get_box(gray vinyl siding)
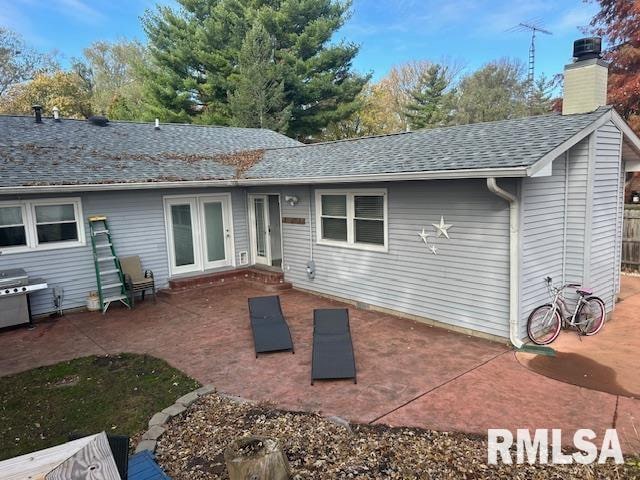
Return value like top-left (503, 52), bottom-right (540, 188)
top-left (519, 140), bottom-right (591, 337)
top-left (564, 137), bottom-right (591, 283)
top-left (0, 188), bottom-right (250, 315)
top-left (519, 124), bottom-right (624, 336)
top-left (590, 121), bottom-right (623, 310)
top-left (519, 154), bottom-right (567, 338)
top-left (250, 180), bottom-right (512, 338)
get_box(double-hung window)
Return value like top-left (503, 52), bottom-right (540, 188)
top-left (34, 203), bottom-right (80, 244)
top-left (0, 198), bottom-right (85, 253)
top-left (0, 204), bottom-right (28, 249)
top-left (316, 189), bottom-right (387, 251)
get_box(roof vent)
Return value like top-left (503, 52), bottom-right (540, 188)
top-left (154, 118), bottom-right (160, 130)
top-left (32, 105), bottom-right (42, 124)
top-left (573, 37), bottom-right (602, 61)
top-left (52, 106), bottom-right (61, 122)
top-left (88, 115), bottom-right (109, 127)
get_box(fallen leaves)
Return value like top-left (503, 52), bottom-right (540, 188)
top-left (155, 394), bottom-right (639, 480)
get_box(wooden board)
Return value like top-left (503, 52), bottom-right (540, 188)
top-left (0, 432), bottom-right (121, 480)
top-left (282, 217), bottom-right (306, 225)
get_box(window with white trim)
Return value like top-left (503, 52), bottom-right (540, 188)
top-left (316, 189), bottom-right (387, 251)
top-left (0, 204), bottom-right (27, 248)
top-left (0, 198), bottom-right (85, 253)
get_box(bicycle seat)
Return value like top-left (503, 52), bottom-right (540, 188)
top-left (576, 286), bottom-right (593, 296)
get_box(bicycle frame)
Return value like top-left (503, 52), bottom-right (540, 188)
top-left (544, 281), bottom-right (591, 328)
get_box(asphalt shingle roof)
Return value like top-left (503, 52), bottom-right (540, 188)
top-left (0, 108), bottom-right (611, 188)
top-left (246, 107), bottom-right (612, 179)
top-left (0, 116), bottom-right (301, 187)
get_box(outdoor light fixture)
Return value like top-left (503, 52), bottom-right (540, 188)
top-left (285, 195), bottom-right (299, 206)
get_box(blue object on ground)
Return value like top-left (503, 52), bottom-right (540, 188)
top-left (128, 451), bottom-right (171, 480)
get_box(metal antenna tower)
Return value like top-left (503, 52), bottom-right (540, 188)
top-left (508, 21), bottom-right (552, 95)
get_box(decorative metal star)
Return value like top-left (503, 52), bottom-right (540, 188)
top-left (429, 244), bottom-right (438, 255)
top-left (418, 227), bottom-right (431, 245)
top-left (432, 216), bottom-right (452, 239)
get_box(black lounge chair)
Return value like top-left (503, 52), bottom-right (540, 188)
top-left (248, 295), bottom-right (294, 357)
top-left (311, 308), bottom-right (357, 385)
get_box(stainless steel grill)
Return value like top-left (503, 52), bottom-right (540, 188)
top-left (0, 268), bottom-right (48, 329)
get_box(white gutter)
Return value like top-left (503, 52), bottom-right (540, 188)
top-left (0, 166), bottom-right (528, 195)
top-left (240, 166), bottom-right (528, 185)
top-left (0, 179), bottom-right (240, 195)
top-left (486, 177), bottom-right (523, 349)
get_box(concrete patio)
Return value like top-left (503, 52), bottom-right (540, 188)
top-left (0, 277), bottom-right (638, 454)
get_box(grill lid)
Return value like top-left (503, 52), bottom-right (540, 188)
top-left (0, 268), bottom-right (29, 288)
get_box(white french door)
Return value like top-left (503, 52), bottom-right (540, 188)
top-left (249, 195), bottom-right (270, 265)
top-left (164, 194), bottom-right (234, 276)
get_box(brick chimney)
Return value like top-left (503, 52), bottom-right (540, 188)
top-left (562, 37), bottom-right (609, 115)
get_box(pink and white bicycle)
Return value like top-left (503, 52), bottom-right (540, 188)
top-left (526, 276), bottom-right (606, 345)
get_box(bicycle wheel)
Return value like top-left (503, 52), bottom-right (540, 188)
top-left (527, 304), bottom-right (562, 345)
top-left (576, 296), bottom-right (606, 336)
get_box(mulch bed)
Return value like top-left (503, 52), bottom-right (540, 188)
top-left (156, 394), bottom-right (639, 479)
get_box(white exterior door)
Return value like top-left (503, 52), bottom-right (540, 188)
top-left (199, 195), bottom-right (233, 270)
top-left (249, 195), bottom-right (270, 265)
top-left (164, 194), bottom-right (234, 276)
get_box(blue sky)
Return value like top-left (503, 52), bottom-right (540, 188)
top-left (1, 0), bottom-right (599, 81)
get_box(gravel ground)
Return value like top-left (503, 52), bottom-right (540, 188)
top-left (156, 394), bottom-right (640, 479)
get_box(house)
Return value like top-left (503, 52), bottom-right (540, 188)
top-left (2, 39), bottom-right (640, 347)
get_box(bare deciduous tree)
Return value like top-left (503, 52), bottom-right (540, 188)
top-left (0, 28), bottom-right (57, 97)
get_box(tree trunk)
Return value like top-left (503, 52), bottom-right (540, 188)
top-left (224, 436), bottom-right (290, 480)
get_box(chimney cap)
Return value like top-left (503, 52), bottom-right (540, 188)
top-left (573, 37), bottom-right (602, 61)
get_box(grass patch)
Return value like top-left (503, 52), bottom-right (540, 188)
top-left (0, 353), bottom-right (200, 460)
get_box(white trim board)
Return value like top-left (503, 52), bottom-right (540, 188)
top-left (0, 196), bottom-right (85, 255)
top-left (314, 188), bottom-right (389, 253)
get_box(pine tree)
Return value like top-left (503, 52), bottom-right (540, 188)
top-left (404, 64), bottom-right (451, 130)
top-left (142, 0), bottom-right (368, 139)
top-left (229, 23), bottom-right (291, 131)
top-left (528, 74), bottom-right (556, 115)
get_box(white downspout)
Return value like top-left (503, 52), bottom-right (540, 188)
top-left (486, 178), bottom-right (523, 349)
